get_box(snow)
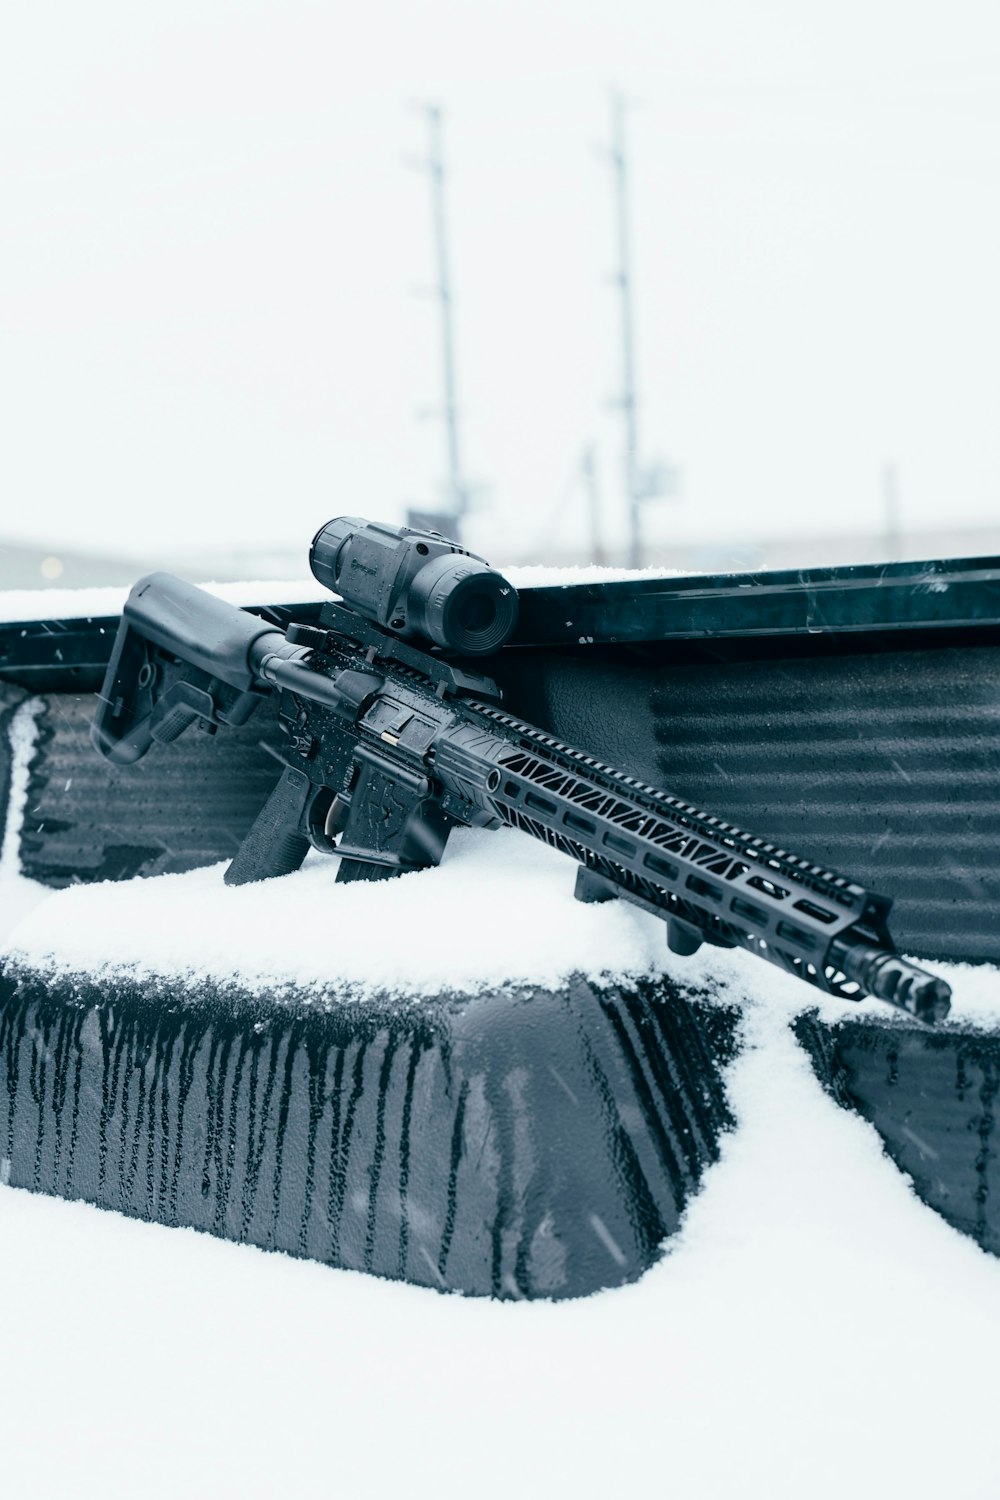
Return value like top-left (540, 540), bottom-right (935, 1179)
top-left (0, 834), bottom-right (679, 998)
top-left (1, 947), bottom-right (999, 1498)
top-left (0, 577), bottom-right (329, 625)
top-left (1, 817), bottom-right (992, 1029)
top-left (0, 700), bottom-right (50, 938)
top-left (506, 561), bottom-right (689, 587)
top-left (3, 694), bottom-right (1000, 1497)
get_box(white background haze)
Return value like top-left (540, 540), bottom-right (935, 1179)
top-left (2, 0), bottom-right (1000, 572)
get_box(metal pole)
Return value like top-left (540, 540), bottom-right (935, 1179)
top-left (582, 444), bottom-right (605, 564)
top-left (424, 105), bottom-right (466, 529)
top-left (882, 462), bottom-right (902, 559)
top-left (610, 94), bottom-right (641, 568)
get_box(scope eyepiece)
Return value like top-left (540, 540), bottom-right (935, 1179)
top-left (309, 517), bottom-right (519, 656)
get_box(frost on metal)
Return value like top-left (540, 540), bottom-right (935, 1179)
top-left (0, 963), bottom-right (738, 1299)
top-left (0, 696), bottom-right (45, 940)
top-left (0, 700), bottom-right (41, 874)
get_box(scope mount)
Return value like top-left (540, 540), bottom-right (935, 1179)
top-left (288, 604), bottom-right (502, 701)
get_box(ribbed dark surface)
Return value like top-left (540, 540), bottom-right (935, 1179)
top-left (20, 692), bottom-right (284, 885)
top-left (796, 1012), bottom-right (1000, 1255)
top-left (0, 963), bottom-right (739, 1298)
top-left (494, 642), bottom-right (1000, 964)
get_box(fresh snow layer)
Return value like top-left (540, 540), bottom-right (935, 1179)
top-left (0, 700), bottom-right (50, 939)
top-left (0, 576), bottom-right (329, 624)
top-left (0, 826), bottom-right (991, 1027)
top-left (2, 833), bottom-right (685, 998)
top-left (506, 561), bottom-right (688, 586)
top-left (1, 964), bottom-right (999, 1499)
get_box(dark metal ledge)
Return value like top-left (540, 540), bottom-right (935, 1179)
top-left (0, 963), bottom-right (739, 1299)
top-left (796, 1011), bottom-right (1000, 1256)
top-left (515, 554), bottom-right (1000, 647)
top-left (4, 555), bottom-right (1000, 692)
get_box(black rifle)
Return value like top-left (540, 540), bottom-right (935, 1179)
top-left (92, 517), bottom-right (951, 1023)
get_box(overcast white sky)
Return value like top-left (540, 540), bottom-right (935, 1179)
top-left (2, 0), bottom-right (1000, 568)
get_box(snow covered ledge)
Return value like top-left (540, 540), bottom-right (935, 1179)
top-left (0, 834), bottom-right (741, 1299)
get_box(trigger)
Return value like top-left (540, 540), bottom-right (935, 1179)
top-left (303, 787), bottom-right (348, 853)
top-left (324, 794), bottom-right (349, 841)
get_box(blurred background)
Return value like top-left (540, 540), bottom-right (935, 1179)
top-left (2, 0), bottom-right (1000, 590)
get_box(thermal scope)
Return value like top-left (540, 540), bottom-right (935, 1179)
top-left (309, 517), bottom-right (519, 656)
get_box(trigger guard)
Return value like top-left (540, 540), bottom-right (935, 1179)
top-left (305, 786), bottom-right (344, 853)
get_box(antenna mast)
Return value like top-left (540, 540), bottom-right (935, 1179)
top-left (604, 93), bottom-right (674, 566)
top-left (411, 104), bottom-right (468, 537)
top-left (609, 94), bottom-right (642, 567)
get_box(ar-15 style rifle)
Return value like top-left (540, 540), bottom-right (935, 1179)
top-left (92, 516), bottom-right (951, 1023)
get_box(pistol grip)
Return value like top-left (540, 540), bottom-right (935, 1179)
top-left (225, 766), bottom-right (313, 887)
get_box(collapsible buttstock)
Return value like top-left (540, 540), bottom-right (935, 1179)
top-left (123, 573), bottom-right (278, 690)
top-left (93, 574), bottom-right (277, 766)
